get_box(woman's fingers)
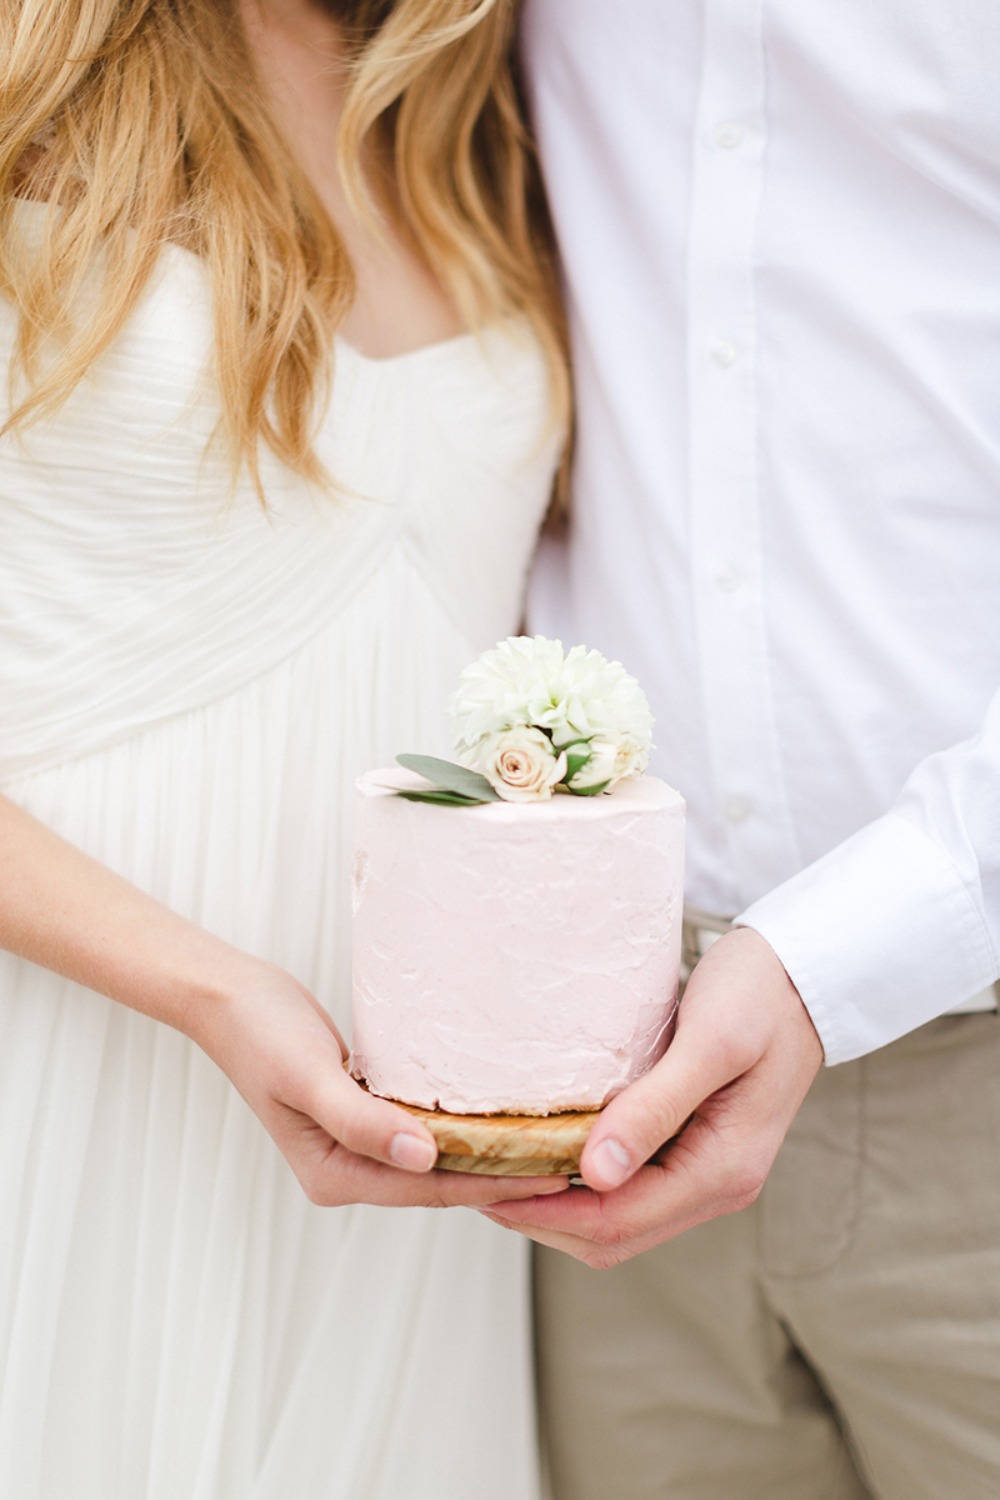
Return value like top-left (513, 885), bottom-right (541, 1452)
top-left (274, 1110), bottom-right (569, 1208)
top-left (213, 965), bottom-right (574, 1207)
top-left (203, 966), bottom-right (440, 1176)
top-left (265, 1020), bottom-right (572, 1205)
top-left (296, 1060), bottom-right (440, 1173)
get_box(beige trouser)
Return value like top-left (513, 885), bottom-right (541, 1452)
top-left (534, 1010), bottom-right (1000, 1500)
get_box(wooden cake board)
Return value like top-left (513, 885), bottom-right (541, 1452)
top-left (394, 1097), bottom-right (602, 1176)
top-left (349, 1067), bottom-right (601, 1175)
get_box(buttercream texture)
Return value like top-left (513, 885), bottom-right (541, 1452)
top-left (351, 770), bottom-right (685, 1113)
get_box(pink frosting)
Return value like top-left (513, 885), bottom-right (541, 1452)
top-left (350, 769), bottom-right (685, 1115)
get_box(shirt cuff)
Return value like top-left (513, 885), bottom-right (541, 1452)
top-left (735, 811), bottom-right (998, 1065)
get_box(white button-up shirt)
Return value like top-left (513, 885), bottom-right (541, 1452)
top-left (521, 0), bottom-right (1000, 1064)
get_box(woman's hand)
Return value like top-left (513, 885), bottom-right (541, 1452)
top-left (189, 958), bottom-right (569, 1209)
top-left (0, 794), bottom-right (568, 1210)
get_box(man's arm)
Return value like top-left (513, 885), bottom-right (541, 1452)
top-left (739, 684), bottom-right (1000, 1065)
top-left (483, 683), bottom-right (1000, 1264)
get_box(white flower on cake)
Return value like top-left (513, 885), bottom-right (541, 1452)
top-left (565, 732), bottom-right (649, 794)
top-left (358, 640), bottom-right (682, 1119)
top-left (479, 725), bottom-right (568, 802)
top-left (449, 635), bottom-right (653, 753)
top-left (387, 636), bottom-right (655, 805)
top-left (395, 638), bottom-right (652, 805)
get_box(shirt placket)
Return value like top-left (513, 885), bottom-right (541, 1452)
top-left (686, 0), bottom-right (800, 905)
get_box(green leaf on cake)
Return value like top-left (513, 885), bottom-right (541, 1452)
top-left (396, 789), bottom-right (487, 807)
top-left (396, 754), bottom-right (501, 804)
top-left (566, 779), bottom-right (611, 797)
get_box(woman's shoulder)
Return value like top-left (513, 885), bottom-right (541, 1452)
top-left (2, 199), bottom-right (217, 421)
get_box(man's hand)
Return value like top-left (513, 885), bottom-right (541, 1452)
top-left (480, 927), bottom-right (823, 1265)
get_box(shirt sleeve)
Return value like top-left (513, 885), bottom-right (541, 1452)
top-left (736, 686), bottom-right (1000, 1065)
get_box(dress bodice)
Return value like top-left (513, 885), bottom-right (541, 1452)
top-left (0, 217), bottom-right (559, 780)
top-left (0, 207), bottom-right (555, 1500)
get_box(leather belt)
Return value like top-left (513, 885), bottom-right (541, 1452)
top-left (681, 906), bottom-right (1000, 1015)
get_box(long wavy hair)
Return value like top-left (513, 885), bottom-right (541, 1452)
top-left (0, 0), bottom-right (568, 496)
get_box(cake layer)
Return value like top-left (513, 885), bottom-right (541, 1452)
top-left (350, 769), bottom-right (685, 1115)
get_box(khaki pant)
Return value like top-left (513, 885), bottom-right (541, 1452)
top-left (534, 1011), bottom-right (1000, 1500)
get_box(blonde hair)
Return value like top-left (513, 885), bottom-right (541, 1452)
top-left (0, 0), bottom-right (568, 496)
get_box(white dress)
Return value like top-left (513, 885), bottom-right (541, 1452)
top-left (0, 212), bottom-right (560, 1499)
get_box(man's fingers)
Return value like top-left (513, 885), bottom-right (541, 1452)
top-left (480, 1178), bottom-right (675, 1267)
top-left (480, 933), bottom-right (825, 1260)
top-left (478, 1211), bottom-right (595, 1262)
top-left (579, 1024), bottom-right (751, 1190)
top-left (482, 1162), bottom-right (687, 1251)
top-left (485, 1106), bottom-right (779, 1263)
top-left (424, 1170), bottom-right (570, 1209)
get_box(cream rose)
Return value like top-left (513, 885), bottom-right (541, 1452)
top-left (478, 726), bottom-right (567, 802)
top-left (566, 734), bottom-right (649, 794)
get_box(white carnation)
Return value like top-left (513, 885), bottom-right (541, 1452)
top-left (447, 636), bottom-right (564, 750)
top-left (448, 636), bottom-right (654, 766)
top-left (554, 643), bottom-right (655, 748)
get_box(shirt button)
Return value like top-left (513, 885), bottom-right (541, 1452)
top-left (712, 564), bottom-right (742, 592)
top-left (710, 340), bottom-right (738, 368)
top-left (713, 121), bottom-right (745, 149)
top-left (723, 795), bottom-right (752, 824)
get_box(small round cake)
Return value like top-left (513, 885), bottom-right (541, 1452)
top-left (350, 768), bottom-right (685, 1115)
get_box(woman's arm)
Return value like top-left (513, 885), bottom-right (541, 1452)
top-left (0, 795), bottom-right (565, 1208)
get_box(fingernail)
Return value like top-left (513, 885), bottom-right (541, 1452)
top-left (590, 1137), bottom-right (631, 1189)
top-left (390, 1132), bottom-right (437, 1172)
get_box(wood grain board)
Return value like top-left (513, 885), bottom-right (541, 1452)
top-left (393, 1096), bottom-right (602, 1176)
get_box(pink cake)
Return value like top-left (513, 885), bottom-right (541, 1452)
top-left (350, 767), bottom-right (685, 1116)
